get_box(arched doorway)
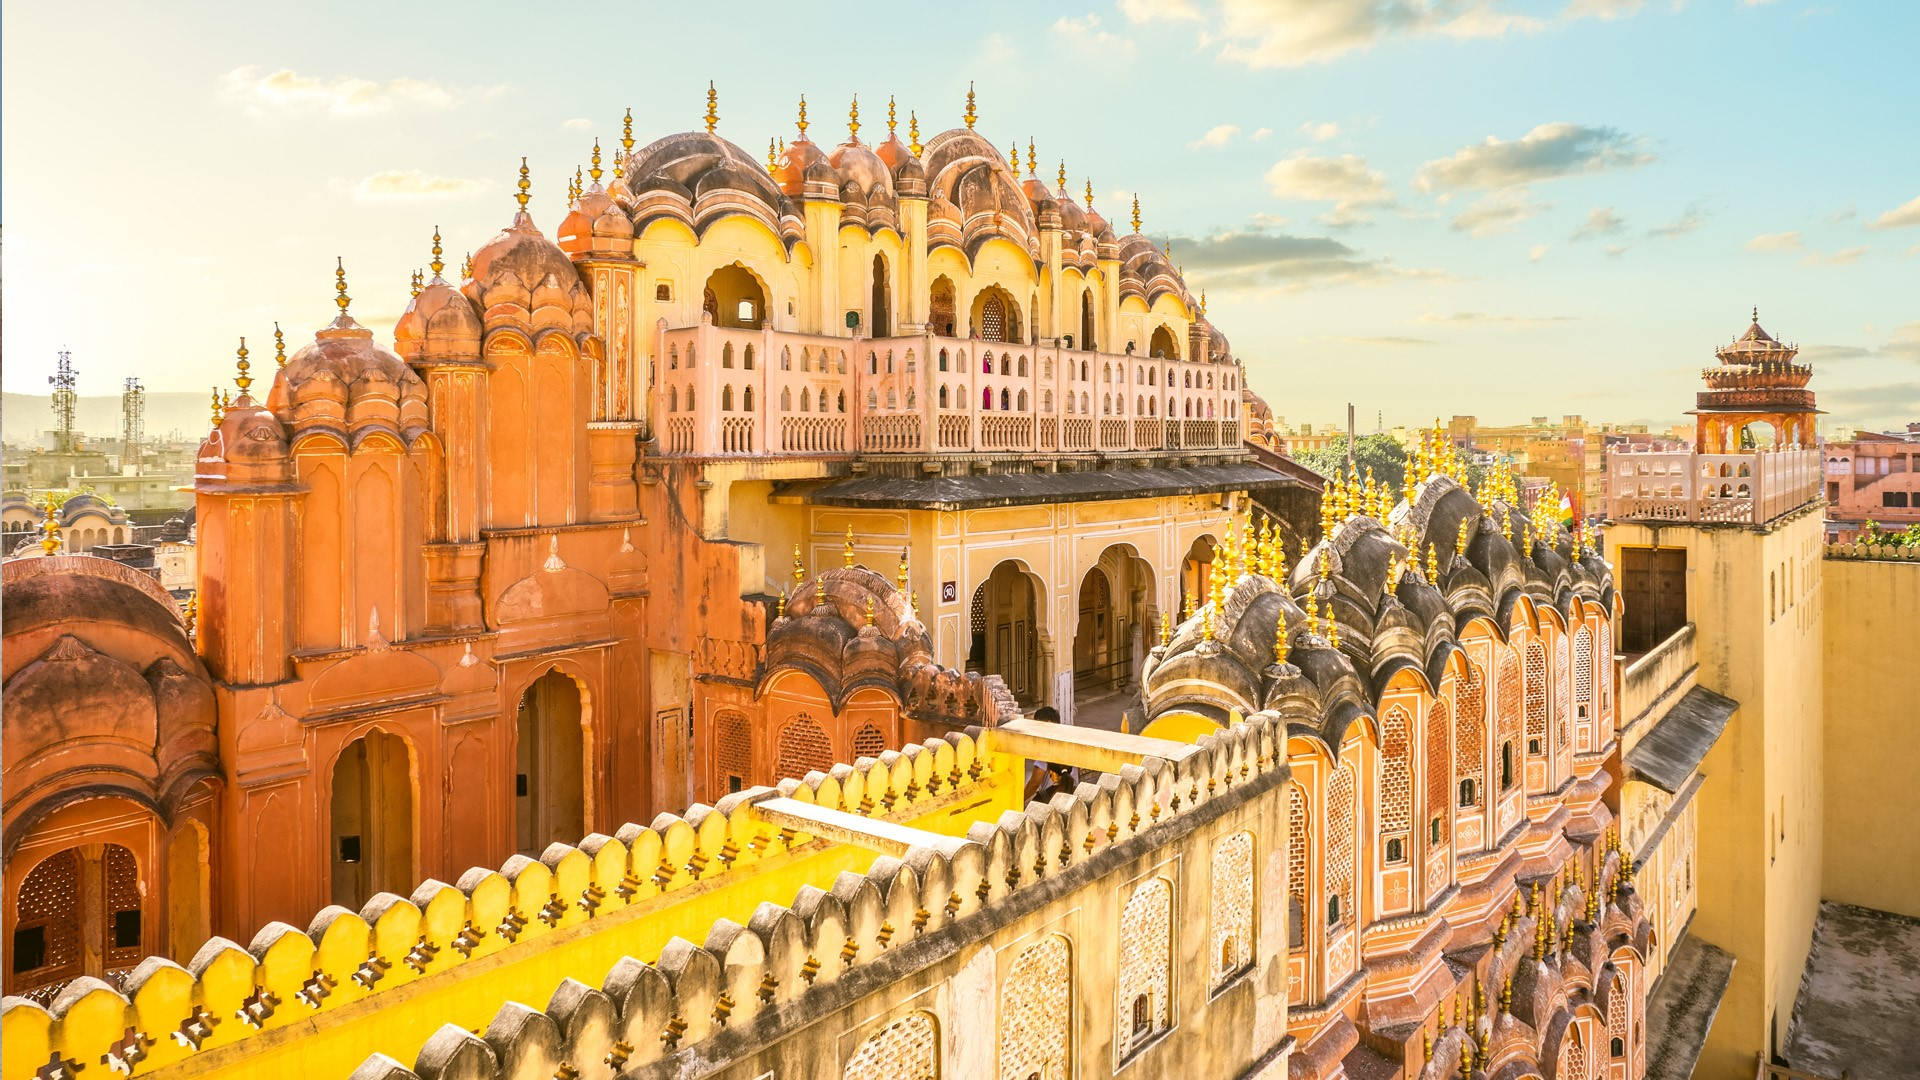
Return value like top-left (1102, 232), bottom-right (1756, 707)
top-left (330, 729), bottom-right (414, 907)
top-left (703, 264), bottom-right (766, 329)
top-left (7, 844), bottom-right (144, 1001)
top-left (969, 561), bottom-right (1041, 704)
top-left (1150, 325), bottom-right (1180, 360)
top-left (516, 670), bottom-right (586, 855)
top-left (1074, 567), bottom-right (1114, 689)
top-left (1178, 535), bottom-right (1217, 620)
top-left (971, 286), bottom-right (1022, 344)
top-left (1081, 289), bottom-right (1097, 352)
top-left (930, 275), bottom-right (957, 337)
top-left (870, 253), bottom-right (891, 337)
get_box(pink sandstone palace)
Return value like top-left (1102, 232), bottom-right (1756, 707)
top-left (7, 87), bottom-right (1906, 1080)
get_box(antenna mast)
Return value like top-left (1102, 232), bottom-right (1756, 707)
top-left (122, 377), bottom-right (146, 475)
top-left (49, 350), bottom-right (78, 453)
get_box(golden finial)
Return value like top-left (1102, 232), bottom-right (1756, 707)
top-left (182, 591), bottom-right (198, 638)
top-left (590, 138), bottom-right (603, 183)
top-left (847, 93), bottom-right (860, 142)
top-left (963, 81), bottom-right (976, 129)
top-left (1427, 542), bottom-right (1439, 582)
top-left (886, 95), bottom-right (897, 137)
top-left (1501, 975), bottom-right (1512, 1014)
top-left (462, 251), bottom-right (474, 280)
top-left (514, 157), bottom-right (531, 212)
top-left (410, 269), bottom-right (422, 298)
top-left (1423, 1028), bottom-right (1433, 1062)
top-left (430, 226), bottom-right (446, 280)
top-left (1026, 137), bottom-right (1037, 179)
top-left (221, 388), bottom-right (232, 417)
top-left (572, 166), bottom-right (583, 203)
top-left (333, 257), bottom-right (351, 314)
top-left (273, 322), bottom-right (286, 368)
top-left (38, 494), bottom-right (61, 555)
top-left (1200, 290), bottom-right (1208, 317)
top-left (776, 591), bottom-right (786, 619)
top-left (1456, 516), bottom-right (1471, 561)
top-left (1131, 193), bottom-right (1141, 234)
top-left (704, 81), bottom-right (718, 134)
top-left (796, 93), bottom-right (809, 138)
top-left (1304, 587), bottom-right (1319, 638)
top-left (1085, 179), bottom-right (1094, 207)
top-left (908, 111), bottom-right (922, 156)
top-left (621, 108), bottom-right (634, 155)
top-left (816, 570), bottom-right (826, 603)
top-left (1274, 604), bottom-right (1289, 666)
top-left (897, 546), bottom-right (909, 594)
top-left (209, 385), bottom-right (223, 427)
top-left (234, 337), bottom-right (252, 395)
top-left (865, 594), bottom-right (876, 627)
top-left (1159, 610), bottom-right (1171, 647)
top-left (792, 543), bottom-right (806, 586)
top-left (1008, 139), bottom-right (1018, 169)
top-left (1057, 160), bottom-right (1067, 192)
top-left (767, 138), bottom-right (779, 173)
top-left (843, 526), bottom-right (855, 568)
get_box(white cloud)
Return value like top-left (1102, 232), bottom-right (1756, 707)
top-left (1571, 206), bottom-right (1626, 240)
top-left (1449, 190), bottom-right (1549, 236)
top-left (1118, 0), bottom-right (1202, 21)
top-left (1415, 122), bottom-right (1654, 192)
top-left (562, 117), bottom-right (592, 131)
top-left (1530, 243), bottom-right (1550, 261)
top-left (1563, 0), bottom-right (1645, 18)
top-left (1053, 13), bottom-right (1136, 57)
top-left (1745, 231), bottom-right (1804, 252)
top-left (1299, 120), bottom-right (1341, 141)
top-left (1252, 127), bottom-right (1273, 140)
top-left (1168, 222), bottom-right (1451, 292)
top-left (1868, 194), bottom-right (1920, 230)
top-left (350, 170), bottom-right (489, 201)
top-left (1210, 0), bottom-right (1544, 68)
top-left (1801, 246), bottom-right (1868, 267)
top-left (1649, 201), bottom-right (1709, 238)
top-left (1190, 124), bottom-right (1241, 149)
top-left (1250, 211), bottom-right (1291, 228)
top-left (220, 65), bottom-right (495, 117)
top-left (1264, 151), bottom-right (1394, 226)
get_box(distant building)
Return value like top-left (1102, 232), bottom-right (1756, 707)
top-left (1822, 424), bottom-right (1920, 541)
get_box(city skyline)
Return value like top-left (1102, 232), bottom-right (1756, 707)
top-left (3, 0), bottom-right (1915, 434)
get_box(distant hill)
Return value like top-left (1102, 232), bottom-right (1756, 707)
top-left (3, 392), bottom-right (214, 446)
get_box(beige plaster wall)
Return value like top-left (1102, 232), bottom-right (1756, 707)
top-left (1820, 557), bottom-right (1920, 918)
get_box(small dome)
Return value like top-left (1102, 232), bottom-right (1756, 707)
top-left (830, 140), bottom-right (895, 205)
top-left (469, 212), bottom-right (580, 300)
top-left (775, 138), bottom-right (828, 196)
top-left (395, 276), bottom-right (482, 362)
top-left (875, 133), bottom-right (916, 174)
top-left (624, 130), bottom-right (786, 207)
top-left (465, 210), bottom-right (594, 334)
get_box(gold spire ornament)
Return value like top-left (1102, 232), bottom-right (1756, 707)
top-left (908, 111), bottom-right (923, 156)
top-left (704, 81), bottom-right (718, 133)
top-left (209, 385), bottom-right (223, 427)
top-left (844, 526), bottom-right (855, 568)
top-left (865, 594), bottom-right (876, 627)
top-left (234, 337), bottom-right (252, 396)
top-left (792, 543), bottom-right (806, 587)
top-left (896, 547), bottom-right (909, 594)
top-left (39, 494), bottom-right (61, 555)
top-left (430, 227), bottom-right (446, 280)
top-left (221, 388), bottom-right (232, 417)
top-left (273, 322), bottom-right (287, 368)
top-left (1057, 160), bottom-right (1068, 193)
top-left (776, 591), bottom-right (786, 619)
top-left (1008, 139), bottom-right (1018, 170)
top-left (963, 81), bottom-right (976, 129)
top-left (463, 251), bottom-right (474, 279)
top-left (514, 157), bottom-right (531, 212)
top-left (767, 139), bottom-right (779, 173)
top-left (886, 95), bottom-right (897, 138)
top-left (622, 108), bottom-right (635, 155)
top-left (1456, 516), bottom-right (1471, 561)
top-left (1085, 179), bottom-right (1094, 207)
top-left (410, 269), bottom-right (422, 298)
top-left (796, 94), bottom-right (810, 139)
top-left (1026, 137), bottom-right (1037, 179)
top-left (847, 94), bottom-right (860, 142)
top-left (334, 257), bottom-right (351, 315)
top-left (1159, 610), bottom-right (1172, 647)
top-left (590, 138), bottom-right (603, 183)
top-left (1273, 606), bottom-right (1289, 666)
top-left (1131, 193), bottom-right (1141, 234)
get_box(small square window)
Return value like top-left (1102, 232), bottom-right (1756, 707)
top-left (113, 909), bottom-right (142, 949)
top-left (337, 835), bottom-right (362, 863)
top-left (655, 283), bottom-right (673, 301)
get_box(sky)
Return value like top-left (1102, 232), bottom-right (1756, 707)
top-left (3, 0), bottom-right (1916, 436)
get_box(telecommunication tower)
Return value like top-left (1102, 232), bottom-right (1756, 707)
top-left (122, 377), bottom-right (146, 474)
top-left (49, 350), bottom-right (78, 453)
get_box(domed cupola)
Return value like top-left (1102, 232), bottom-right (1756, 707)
top-left (281, 261), bottom-right (430, 443)
top-left (465, 161), bottom-right (594, 336)
top-left (874, 98), bottom-right (927, 198)
top-left (395, 228), bottom-right (482, 364)
top-left (198, 339), bottom-right (291, 490)
top-left (828, 96), bottom-right (897, 210)
top-left (557, 140), bottom-right (636, 258)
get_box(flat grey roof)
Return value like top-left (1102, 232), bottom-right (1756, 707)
top-left (806, 461), bottom-right (1306, 510)
top-left (1625, 685), bottom-right (1738, 793)
top-left (1645, 930), bottom-right (1736, 1080)
top-left (1783, 902), bottom-right (1920, 1080)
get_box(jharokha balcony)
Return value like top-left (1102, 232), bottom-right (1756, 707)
top-left (1606, 446), bottom-right (1823, 525)
top-left (651, 321), bottom-right (1245, 458)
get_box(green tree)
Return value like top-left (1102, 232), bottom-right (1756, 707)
top-left (1293, 434), bottom-right (1408, 490)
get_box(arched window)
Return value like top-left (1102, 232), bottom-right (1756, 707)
top-left (844, 1012), bottom-right (939, 1080)
top-left (851, 723), bottom-right (887, 759)
top-left (1081, 392), bottom-right (1090, 414)
top-left (780, 346), bottom-right (790, 371)
top-left (1381, 705), bottom-right (1412, 859)
top-left (721, 385), bottom-right (734, 411)
top-left (867, 389), bottom-right (879, 411)
top-left (781, 387), bottom-right (792, 411)
top-left (1500, 741), bottom-right (1514, 789)
top-left (998, 354), bottom-right (1009, 376)
top-left (1457, 660), bottom-right (1486, 808)
top-left (1080, 360), bottom-right (1088, 381)
top-left (743, 386), bottom-right (754, 413)
top-left (999, 388), bottom-right (1010, 411)
top-left (906, 388), bottom-right (916, 409)
top-left (799, 389), bottom-right (811, 413)
top-left (938, 348), bottom-right (949, 372)
top-left (981, 293), bottom-right (1009, 342)
top-left (743, 345), bottom-right (755, 370)
top-left (1326, 762), bottom-right (1356, 928)
top-left (1017, 389), bottom-right (1028, 411)
top-left (1117, 877), bottom-right (1173, 1057)
top-left (939, 385), bottom-right (949, 408)
top-left (668, 386), bottom-right (679, 412)
top-left (982, 351), bottom-right (993, 374)
top-left (837, 390), bottom-right (846, 412)
top-left (715, 710), bottom-right (752, 793)
top-left (1018, 356), bottom-right (1028, 377)
top-left (687, 386), bottom-right (696, 410)
top-left (983, 387), bottom-right (993, 410)
top-left (669, 345), bottom-right (679, 370)
top-left (722, 343), bottom-right (734, 368)
top-left (775, 714), bottom-right (834, 780)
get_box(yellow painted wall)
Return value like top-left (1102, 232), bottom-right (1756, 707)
top-left (1608, 511), bottom-right (1825, 1077)
top-left (1819, 557), bottom-right (1920, 918)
